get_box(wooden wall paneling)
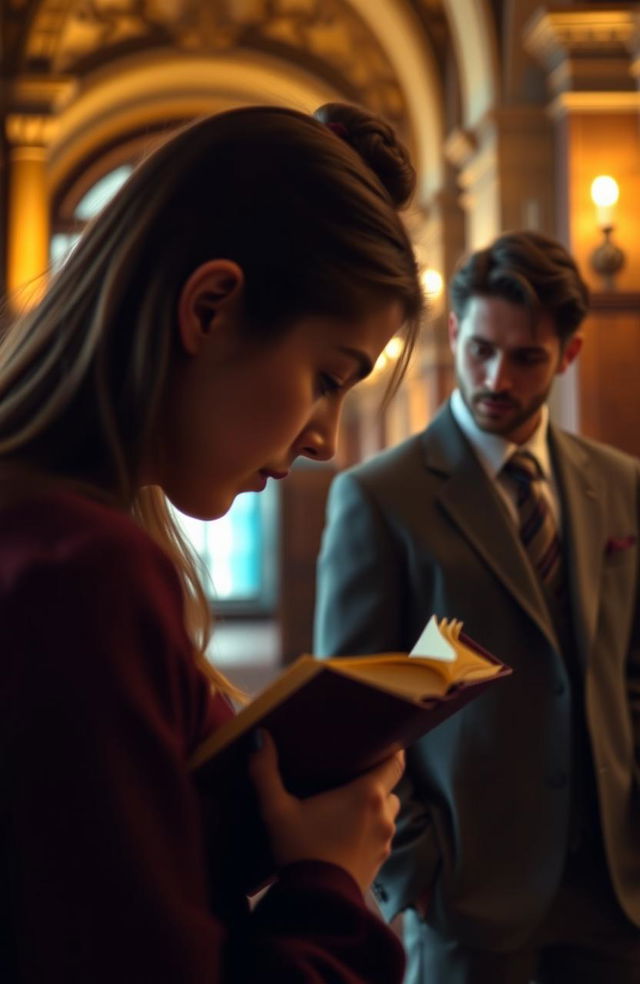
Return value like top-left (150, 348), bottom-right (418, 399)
top-left (578, 292), bottom-right (640, 458)
top-left (277, 465), bottom-right (335, 663)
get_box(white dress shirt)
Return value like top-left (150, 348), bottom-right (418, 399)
top-left (449, 388), bottom-right (562, 532)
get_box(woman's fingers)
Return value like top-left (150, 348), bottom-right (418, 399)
top-left (247, 730), bottom-right (290, 823)
top-left (249, 731), bottom-right (371, 878)
top-left (383, 748), bottom-right (405, 790)
top-left (251, 737), bottom-right (404, 817)
top-left (357, 748), bottom-right (405, 795)
top-left (248, 735), bottom-right (405, 892)
top-left (388, 792), bottom-right (401, 821)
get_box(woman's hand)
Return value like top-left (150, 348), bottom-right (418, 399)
top-left (248, 730), bottom-right (404, 894)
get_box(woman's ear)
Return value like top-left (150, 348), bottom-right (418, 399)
top-left (177, 259), bottom-right (245, 356)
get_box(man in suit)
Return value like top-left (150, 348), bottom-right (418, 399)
top-left (313, 231), bottom-right (640, 983)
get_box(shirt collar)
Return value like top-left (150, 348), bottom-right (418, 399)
top-left (450, 388), bottom-right (552, 480)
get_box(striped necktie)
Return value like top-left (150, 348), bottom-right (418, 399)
top-left (503, 451), bottom-right (562, 593)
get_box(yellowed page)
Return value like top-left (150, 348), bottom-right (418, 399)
top-left (325, 618), bottom-right (501, 699)
top-left (330, 657), bottom-right (450, 700)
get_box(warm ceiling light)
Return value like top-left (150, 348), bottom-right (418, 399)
top-left (420, 267), bottom-right (444, 299)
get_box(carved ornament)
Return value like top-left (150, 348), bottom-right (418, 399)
top-left (23, 0), bottom-right (406, 127)
top-left (524, 8), bottom-right (637, 71)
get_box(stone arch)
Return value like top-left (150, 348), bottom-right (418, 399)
top-left (48, 49), bottom-right (345, 198)
top-left (5, 0), bottom-right (446, 301)
top-left (440, 0), bottom-right (498, 128)
top-left (338, 0), bottom-right (444, 196)
top-left (18, 0), bottom-right (444, 197)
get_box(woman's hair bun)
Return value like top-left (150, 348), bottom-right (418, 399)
top-left (314, 102), bottom-right (416, 209)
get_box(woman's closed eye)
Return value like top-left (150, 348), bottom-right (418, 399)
top-left (316, 372), bottom-right (346, 398)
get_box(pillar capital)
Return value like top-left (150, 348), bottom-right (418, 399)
top-left (10, 75), bottom-right (77, 111)
top-left (5, 114), bottom-right (57, 150)
top-left (5, 75), bottom-right (77, 149)
top-left (444, 126), bottom-right (478, 171)
top-left (524, 6), bottom-right (636, 97)
top-left (628, 10), bottom-right (640, 85)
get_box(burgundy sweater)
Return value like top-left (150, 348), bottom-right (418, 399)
top-left (0, 489), bottom-right (404, 983)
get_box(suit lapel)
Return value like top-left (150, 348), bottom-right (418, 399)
top-left (550, 427), bottom-right (604, 657)
top-left (423, 406), bottom-right (559, 649)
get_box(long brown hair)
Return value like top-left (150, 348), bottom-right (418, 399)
top-left (0, 103), bottom-right (424, 694)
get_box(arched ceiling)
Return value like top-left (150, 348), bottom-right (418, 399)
top-left (11, 0), bottom-right (409, 128)
top-left (2, 0), bottom-right (498, 205)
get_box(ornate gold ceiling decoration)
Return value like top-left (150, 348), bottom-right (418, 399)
top-left (24, 0), bottom-right (407, 125)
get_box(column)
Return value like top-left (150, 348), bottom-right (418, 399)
top-left (445, 105), bottom-right (555, 250)
top-left (524, 5), bottom-right (640, 449)
top-left (3, 76), bottom-right (76, 312)
top-left (5, 115), bottom-right (52, 310)
top-left (524, 6), bottom-right (639, 289)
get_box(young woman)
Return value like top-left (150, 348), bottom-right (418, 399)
top-left (0, 102), bottom-right (424, 982)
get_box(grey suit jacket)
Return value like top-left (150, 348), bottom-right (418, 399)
top-left (314, 402), bottom-right (640, 950)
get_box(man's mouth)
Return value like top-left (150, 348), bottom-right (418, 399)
top-left (474, 394), bottom-right (517, 414)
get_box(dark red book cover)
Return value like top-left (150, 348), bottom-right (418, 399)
top-left (192, 633), bottom-right (511, 894)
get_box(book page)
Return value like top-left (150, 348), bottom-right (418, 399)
top-left (410, 615), bottom-right (456, 660)
top-left (436, 618), bottom-right (501, 682)
top-left (331, 657), bottom-right (450, 700)
top-left (328, 616), bottom-right (501, 699)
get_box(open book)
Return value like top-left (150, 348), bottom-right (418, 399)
top-left (191, 617), bottom-right (511, 891)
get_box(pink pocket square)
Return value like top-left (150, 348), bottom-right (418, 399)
top-left (605, 535), bottom-right (637, 555)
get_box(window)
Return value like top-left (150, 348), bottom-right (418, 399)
top-left (174, 488), bottom-right (277, 614)
top-left (51, 164), bottom-right (134, 270)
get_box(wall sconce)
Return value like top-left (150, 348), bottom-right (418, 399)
top-left (420, 267), bottom-right (444, 300)
top-left (590, 175), bottom-right (625, 290)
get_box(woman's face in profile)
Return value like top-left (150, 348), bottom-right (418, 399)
top-left (156, 299), bottom-right (405, 521)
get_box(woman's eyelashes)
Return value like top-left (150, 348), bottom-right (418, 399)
top-left (316, 372), bottom-right (345, 398)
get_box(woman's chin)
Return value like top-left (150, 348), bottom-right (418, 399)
top-left (165, 490), bottom-right (234, 523)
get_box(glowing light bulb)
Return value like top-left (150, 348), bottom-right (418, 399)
top-left (420, 267), bottom-right (444, 299)
top-left (590, 175), bottom-right (619, 227)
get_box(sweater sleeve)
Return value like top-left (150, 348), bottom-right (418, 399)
top-left (241, 861), bottom-right (405, 983)
top-left (1, 503), bottom-right (404, 984)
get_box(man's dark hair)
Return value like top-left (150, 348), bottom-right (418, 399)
top-left (449, 230), bottom-right (590, 342)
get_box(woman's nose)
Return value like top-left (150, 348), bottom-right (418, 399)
top-left (295, 405), bottom-right (339, 462)
top-left (297, 427), bottom-right (335, 462)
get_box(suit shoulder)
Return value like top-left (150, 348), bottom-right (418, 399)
top-left (557, 428), bottom-right (640, 475)
top-left (338, 431), bottom-right (427, 490)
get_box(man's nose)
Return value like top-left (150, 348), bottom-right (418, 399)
top-left (484, 355), bottom-right (510, 392)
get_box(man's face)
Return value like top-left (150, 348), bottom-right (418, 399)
top-left (449, 295), bottom-right (582, 445)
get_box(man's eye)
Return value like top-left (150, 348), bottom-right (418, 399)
top-left (516, 352), bottom-right (546, 366)
top-left (469, 341), bottom-right (492, 359)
